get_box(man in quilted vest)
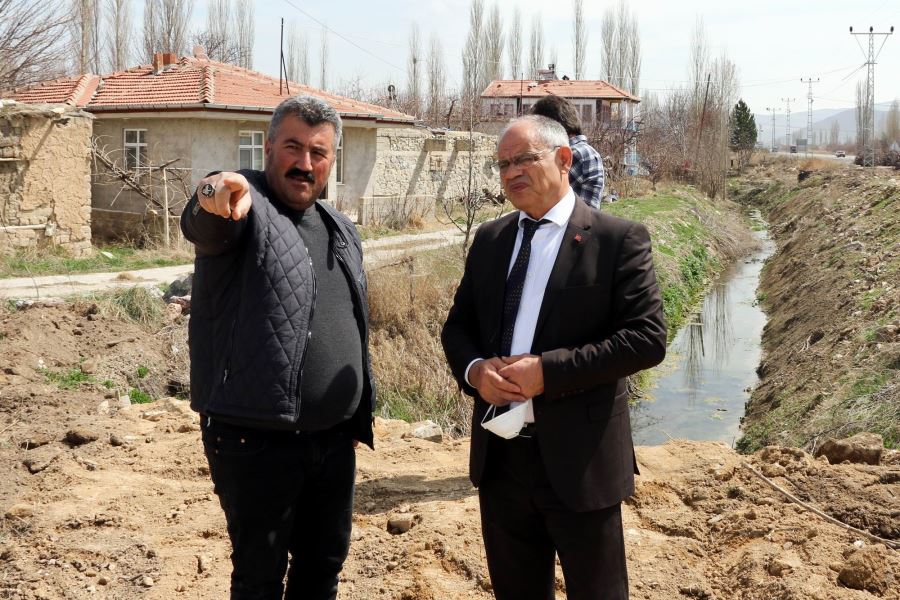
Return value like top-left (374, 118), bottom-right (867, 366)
top-left (180, 95), bottom-right (375, 600)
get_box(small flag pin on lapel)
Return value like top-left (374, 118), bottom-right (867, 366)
top-left (574, 233), bottom-right (583, 243)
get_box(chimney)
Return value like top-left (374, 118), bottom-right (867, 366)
top-left (162, 52), bottom-right (178, 65)
top-left (193, 45), bottom-right (209, 60)
top-left (152, 53), bottom-right (164, 73)
top-left (537, 64), bottom-right (558, 82)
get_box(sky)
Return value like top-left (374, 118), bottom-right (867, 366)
top-left (174, 0), bottom-right (900, 114)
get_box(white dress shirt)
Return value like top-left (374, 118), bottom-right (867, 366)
top-left (465, 188), bottom-right (576, 423)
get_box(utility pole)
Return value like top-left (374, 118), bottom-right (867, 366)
top-left (801, 77), bottom-right (819, 156)
top-left (765, 106), bottom-right (778, 151)
top-left (850, 25), bottom-right (894, 166)
top-left (781, 97), bottom-right (796, 153)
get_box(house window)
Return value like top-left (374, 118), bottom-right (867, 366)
top-left (335, 133), bottom-right (343, 184)
top-left (581, 104), bottom-right (593, 124)
top-left (239, 131), bottom-right (264, 170)
top-left (123, 129), bottom-right (147, 170)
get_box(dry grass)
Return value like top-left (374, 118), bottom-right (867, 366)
top-left (74, 286), bottom-right (166, 330)
top-left (367, 248), bottom-right (472, 436)
top-left (798, 157), bottom-right (840, 172)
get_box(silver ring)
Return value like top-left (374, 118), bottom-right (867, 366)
top-left (200, 183), bottom-right (215, 198)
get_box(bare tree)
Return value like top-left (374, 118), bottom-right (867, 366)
top-left (688, 16), bottom-right (709, 107)
top-left (0, 0), bottom-right (70, 89)
top-left (234, 0), bottom-right (253, 68)
top-left (573, 0), bottom-right (586, 79)
top-left (601, 1), bottom-right (640, 92)
top-left (426, 33), bottom-right (445, 126)
top-left (460, 0), bottom-right (484, 125)
top-left (623, 13), bottom-right (641, 95)
top-left (528, 14), bottom-right (544, 78)
top-left (142, 0), bottom-right (161, 62)
top-left (600, 8), bottom-right (616, 83)
top-left (855, 79), bottom-right (871, 156)
top-left (70, 0), bottom-right (102, 73)
top-left (884, 98), bottom-right (900, 146)
top-left (829, 120), bottom-right (840, 147)
top-left (106, 0), bottom-right (132, 71)
top-left (142, 0), bottom-right (193, 61)
top-left (319, 26), bottom-right (328, 91)
top-left (507, 6), bottom-right (522, 79)
top-left (406, 23), bottom-right (422, 117)
top-left (484, 4), bottom-right (503, 84)
top-left (285, 20), bottom-right (309, 84)
top-left (194, 0), bottom-right (240, 63)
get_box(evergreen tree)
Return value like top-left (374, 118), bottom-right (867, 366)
top-left (730, 99), bottom-right (757, 168)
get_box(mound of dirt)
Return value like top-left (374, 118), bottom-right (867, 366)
top-left (1, 304), bottom-right (898, 599)
top-left (733, 165), bottom-right (899, 453)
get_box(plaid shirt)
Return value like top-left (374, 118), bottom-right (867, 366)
top-left (568, 135), bottom-right (605, 209)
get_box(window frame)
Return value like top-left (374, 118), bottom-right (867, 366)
top-left (238, 130), bottom-right (265, 170)
top-left (123, 128), bottom-right (147, 171)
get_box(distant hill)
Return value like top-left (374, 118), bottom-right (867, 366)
top-left (754, 105), bottom-right (891, 146)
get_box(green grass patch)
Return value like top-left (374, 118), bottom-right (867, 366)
top-left (129, 388), bottom-right (153, 404)
top-left (136, 365), bottom-right (149, 379)
top-left (859, 287), bottom-right (885, 311)
top-left (42, 367), bottom-right (93, 390)
top-left (847, 371), bottom-right (891, 400)
top-left (0, 244), bottom-right (193, 279)
top-left (736, 392), bottom-right (819, 453)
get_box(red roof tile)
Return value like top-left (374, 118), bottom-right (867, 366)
top-left (481, 79), bottom-right (639, 102)
top-left (2, 57), bottom-right (415, 123)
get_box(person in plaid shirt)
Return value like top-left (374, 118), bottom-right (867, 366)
top-left (531, 96), bottom-right (605, 209)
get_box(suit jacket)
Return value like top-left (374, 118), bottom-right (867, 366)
top-left (441, 198), bottom-right (667, 512)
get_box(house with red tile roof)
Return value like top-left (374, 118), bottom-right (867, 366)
top-left (479, 65), bottom-right (642, 174)
top-left (480, 65), bottom-right (640, 131)
top-left (1, 49), bottom-right (421, 234)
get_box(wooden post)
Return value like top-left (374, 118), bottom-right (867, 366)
top-left (162, 167), bottom-right (170, 248)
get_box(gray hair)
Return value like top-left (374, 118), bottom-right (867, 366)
top-left (268, 95), bottom-right (343, 149)
top-left (498, 115), bottom-right (569, 151)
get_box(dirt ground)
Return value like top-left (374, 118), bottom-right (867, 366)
top-left (0, 303), bottom-right (898, 600)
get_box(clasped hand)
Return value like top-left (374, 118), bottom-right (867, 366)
top-left (470, 354), bottom-right (543, 406)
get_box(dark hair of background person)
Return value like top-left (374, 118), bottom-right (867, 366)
top-left (530, 96), bottom-right (583, 137)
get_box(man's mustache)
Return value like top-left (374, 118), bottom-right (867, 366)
top-left (285, 169), bottom-right (315, 182)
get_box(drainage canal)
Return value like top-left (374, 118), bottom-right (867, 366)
top-left (631, 212), bottom-right (776, 446)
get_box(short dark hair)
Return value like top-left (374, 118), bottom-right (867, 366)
top-left (530, 96), bottom-right (582, 137)
top-left (268, 95), bottom-right (342, 149)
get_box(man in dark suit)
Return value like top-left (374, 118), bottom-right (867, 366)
top-left (441, 115), bottom-right (667, 600)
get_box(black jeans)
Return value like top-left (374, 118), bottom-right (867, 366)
top-left (202, 418), bottom-right (356, 600)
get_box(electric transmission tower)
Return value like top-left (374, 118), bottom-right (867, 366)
top-left (850, 25), bottom-right (894, 166)
top-left (801, 77), bottom-right (819, 156)
top-left (765, 107), bottom-right (778, 151)
top-left (781, 97), bottom-right (796, 152)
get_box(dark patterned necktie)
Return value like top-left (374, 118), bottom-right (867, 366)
top-left (499, 218), bottom-right (550, 356)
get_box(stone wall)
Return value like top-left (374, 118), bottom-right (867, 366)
top-left (0, 102), bottom-right (93, 256)
top-left (365, 128), bottom-right (499, 224)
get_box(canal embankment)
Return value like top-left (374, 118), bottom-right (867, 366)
top-left (731, 162), bottom-right (900, 453)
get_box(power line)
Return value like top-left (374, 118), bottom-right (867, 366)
top-left (781, 97), bottom-right (796, 150)
top-left (281, 0), bottom-right (408, 75)
top-left (801, 77), bottom-right (819, 156)
top-left (849, 24), bottom-right (894, 166)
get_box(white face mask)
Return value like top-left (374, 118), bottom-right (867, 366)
top-left (481, 401), bottom-right (529, 439)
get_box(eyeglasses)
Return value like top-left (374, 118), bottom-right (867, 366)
top-left (491, 146), bottom-right (560, 174)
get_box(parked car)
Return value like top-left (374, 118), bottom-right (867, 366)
top-left (789, 145), bottom-right (798, 153)
top-left (835, 150), bottom-right (846, 158)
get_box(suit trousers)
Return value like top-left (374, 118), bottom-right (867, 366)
top-left (201, 418), bottom-right (356, 600)
top-left (478, 434), bottom-right (629, 600)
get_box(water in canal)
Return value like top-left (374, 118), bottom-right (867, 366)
top-left (631, 214), bottom-right (776, 446)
